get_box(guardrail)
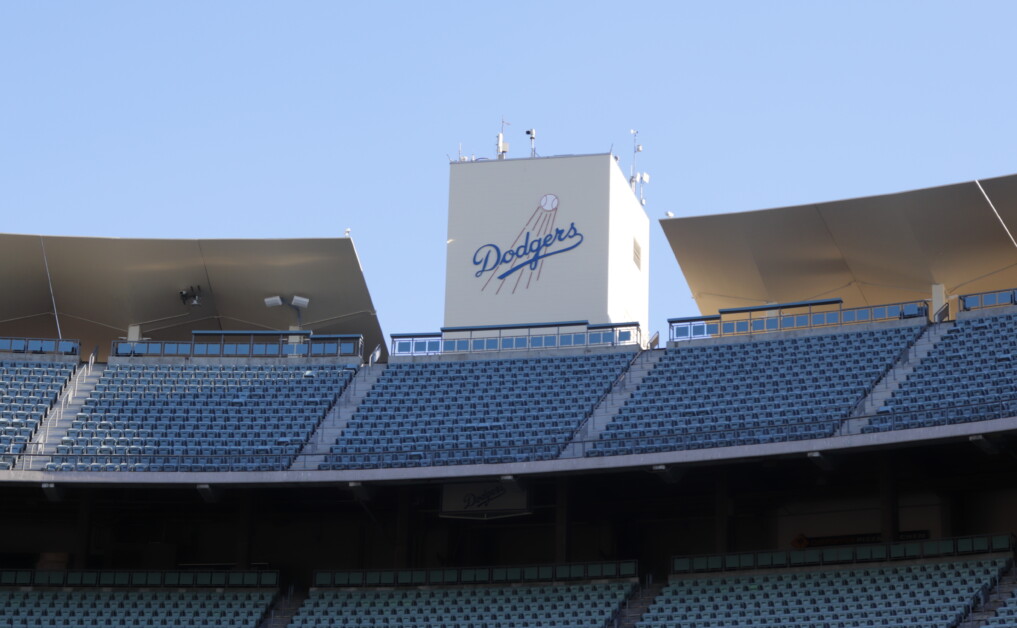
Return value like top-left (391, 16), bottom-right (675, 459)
top-left (671, 534), bottom-right (1014, 574)
top-left (0, 569), bottom-right (278, 588)
top-left (392, 322), bottom-right (641, 357)
top-left (312, 560), bottom-right (638, 588)
top-left (670, 301), bottom-right (929, 343)
top-left (0, 337), bottom-right (79, 356)
top-left (961, 289), bottom-right (1017, 311)
top-left (111, 334), bottom-right (364, 360)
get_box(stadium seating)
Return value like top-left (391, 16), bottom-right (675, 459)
top-left (290, 581), bottom-right (634, 628)
top-left (319, 351), bottom-right (634, 469)
top-left (589, 324), bottom-right (922, 456)
top-left (0, 589), bottom-right (274, 627)
top-left (0, 360), bottom-right (76, 470)
top-left (48, 362), bottom-right (356, 472)
top-left (638, 557), bottom-right (1009, 628)
top-left (865, 309), bottom-right (1017, 433)
top-left (984, 587), bottom-right (1017, 626)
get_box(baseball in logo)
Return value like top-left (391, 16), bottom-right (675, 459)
top-left (471, 194), bottom-right (584, 294)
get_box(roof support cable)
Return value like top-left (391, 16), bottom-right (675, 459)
top-left (39, 236), bottom-right (62, 339)
top-left (976, 179), bottom-right (1017, 251)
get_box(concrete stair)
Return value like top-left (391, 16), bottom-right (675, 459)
top-left (617, 581), bottom-right (665, 628)
top-left (291, 364), bottom-right (387, 470)
top-left (960, 562), bottom-right (1017, 627)
top-left (839, 322), bottom-right (953, 436)
top-left (22, 362), bottom-right (105, 471)
top-left (258, 589), bottom-right (307, 628)
top-left (561, 349), bottom-right (664, 458)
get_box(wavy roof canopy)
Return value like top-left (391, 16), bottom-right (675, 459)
top-left (662, 173), bottom-right (1017, 315)
top-left (0, 235), bottom-right (384, 360)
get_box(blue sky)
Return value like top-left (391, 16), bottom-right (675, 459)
top-left (2, 2), bottom-right (1016, 344)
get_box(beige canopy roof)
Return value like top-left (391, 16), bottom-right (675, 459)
top-left (0, 235), bottom-right (384, 360)
top-left (662, 173), bottom-right (1017, 316)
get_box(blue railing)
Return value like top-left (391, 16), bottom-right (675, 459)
top-left (0, 337), bottom-right (79, 356)
top-left (961, 289), bottom-right (1016, 311)
top-left (391, 322), bottom-right (641, 357)
top-left (670, 300), bottom-right (928, 342)
top-left (112, 331), bottom-right (363, 360)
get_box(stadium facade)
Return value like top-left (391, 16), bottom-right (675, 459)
top-left (1, 154), bottom-right (1017, 627)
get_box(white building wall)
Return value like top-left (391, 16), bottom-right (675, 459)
top-left (445, 153), bottom-right (647, 335)
top-left (606, 161), bottom-right (650, 340)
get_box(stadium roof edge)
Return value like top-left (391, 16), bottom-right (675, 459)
top-left (0, 234), bottom-right (386, 361)
top-left (662, 172), bottom-right (1017, 316)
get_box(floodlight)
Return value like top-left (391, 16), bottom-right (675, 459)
top-left (291, 296), bottom-right (310, 309)
top-left (264, 296), bottom-right (283, 308)
top-left (180, 286), bottom-right (202, 307)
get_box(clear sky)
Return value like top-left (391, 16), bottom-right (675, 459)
top-left (2, 2), bottom-right (1016, 344)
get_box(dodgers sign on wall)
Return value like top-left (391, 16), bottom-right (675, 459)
top-left (471, 193), bottom-right (584, 294)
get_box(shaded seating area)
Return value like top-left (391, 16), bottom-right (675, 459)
top-left (639, 557), bottom-right (1009, 628)
top-left (290, 581), bottom-right (634, 628)
top-left (0, 589), bottom-right (274, 627)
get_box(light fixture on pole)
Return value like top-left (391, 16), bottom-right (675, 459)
top-left (264, 294), bottom-right (311, 328)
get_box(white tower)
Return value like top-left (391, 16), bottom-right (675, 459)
top-left (444, 153), bottom-right (649, 339)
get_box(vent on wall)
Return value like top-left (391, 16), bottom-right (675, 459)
top-left (633, 238), bottom-right (642, 270)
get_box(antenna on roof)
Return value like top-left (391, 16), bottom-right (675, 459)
top-left (629, 129), bottom-right (643, 191)
top-left (496, 117), bottom-right (510, 160)
top-left (525, 129), bottom-right (537, 158)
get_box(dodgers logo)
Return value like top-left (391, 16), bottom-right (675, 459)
top-left (472, 194), bottom-right (584, 294)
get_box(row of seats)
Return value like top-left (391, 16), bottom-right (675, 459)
top-left (637, 558), bottom-right (1009, 628)
top-left (48, 364), bottom-right (355, 472)
top-left (0, 360), bottom-right (75, 470)
top-left (591, 325), bottom-right (922, 457)
top-left (0, 590), bottom-right (273, 627)
top-left (866, 311), bottom-right (1017, 433)
top-left (5, 307), bottom-right (1017, 473)
top-left (320, 352), bottom-right (634, 470)
top-left (289, 582), bottom-right (634, 628)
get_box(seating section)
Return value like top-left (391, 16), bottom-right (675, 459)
top-left (290, 582), bottom-right (634, 628)
top-left (638, 557), bottom-right (1009, 628)
top-left (985, 586), bottom-right (1017, 626)
top-left (49, 363), bottom-right (356, 472)
top-left (589, 325), bottom-right (921, 457)
top-left (0, 589), bottom-right (273, 627)
top-left (320, 352), bottom-right (633, 469)
top-left (0, 360), bottom-right (76, 470)
top-left (866, 311), bottom-right (1017, 433)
